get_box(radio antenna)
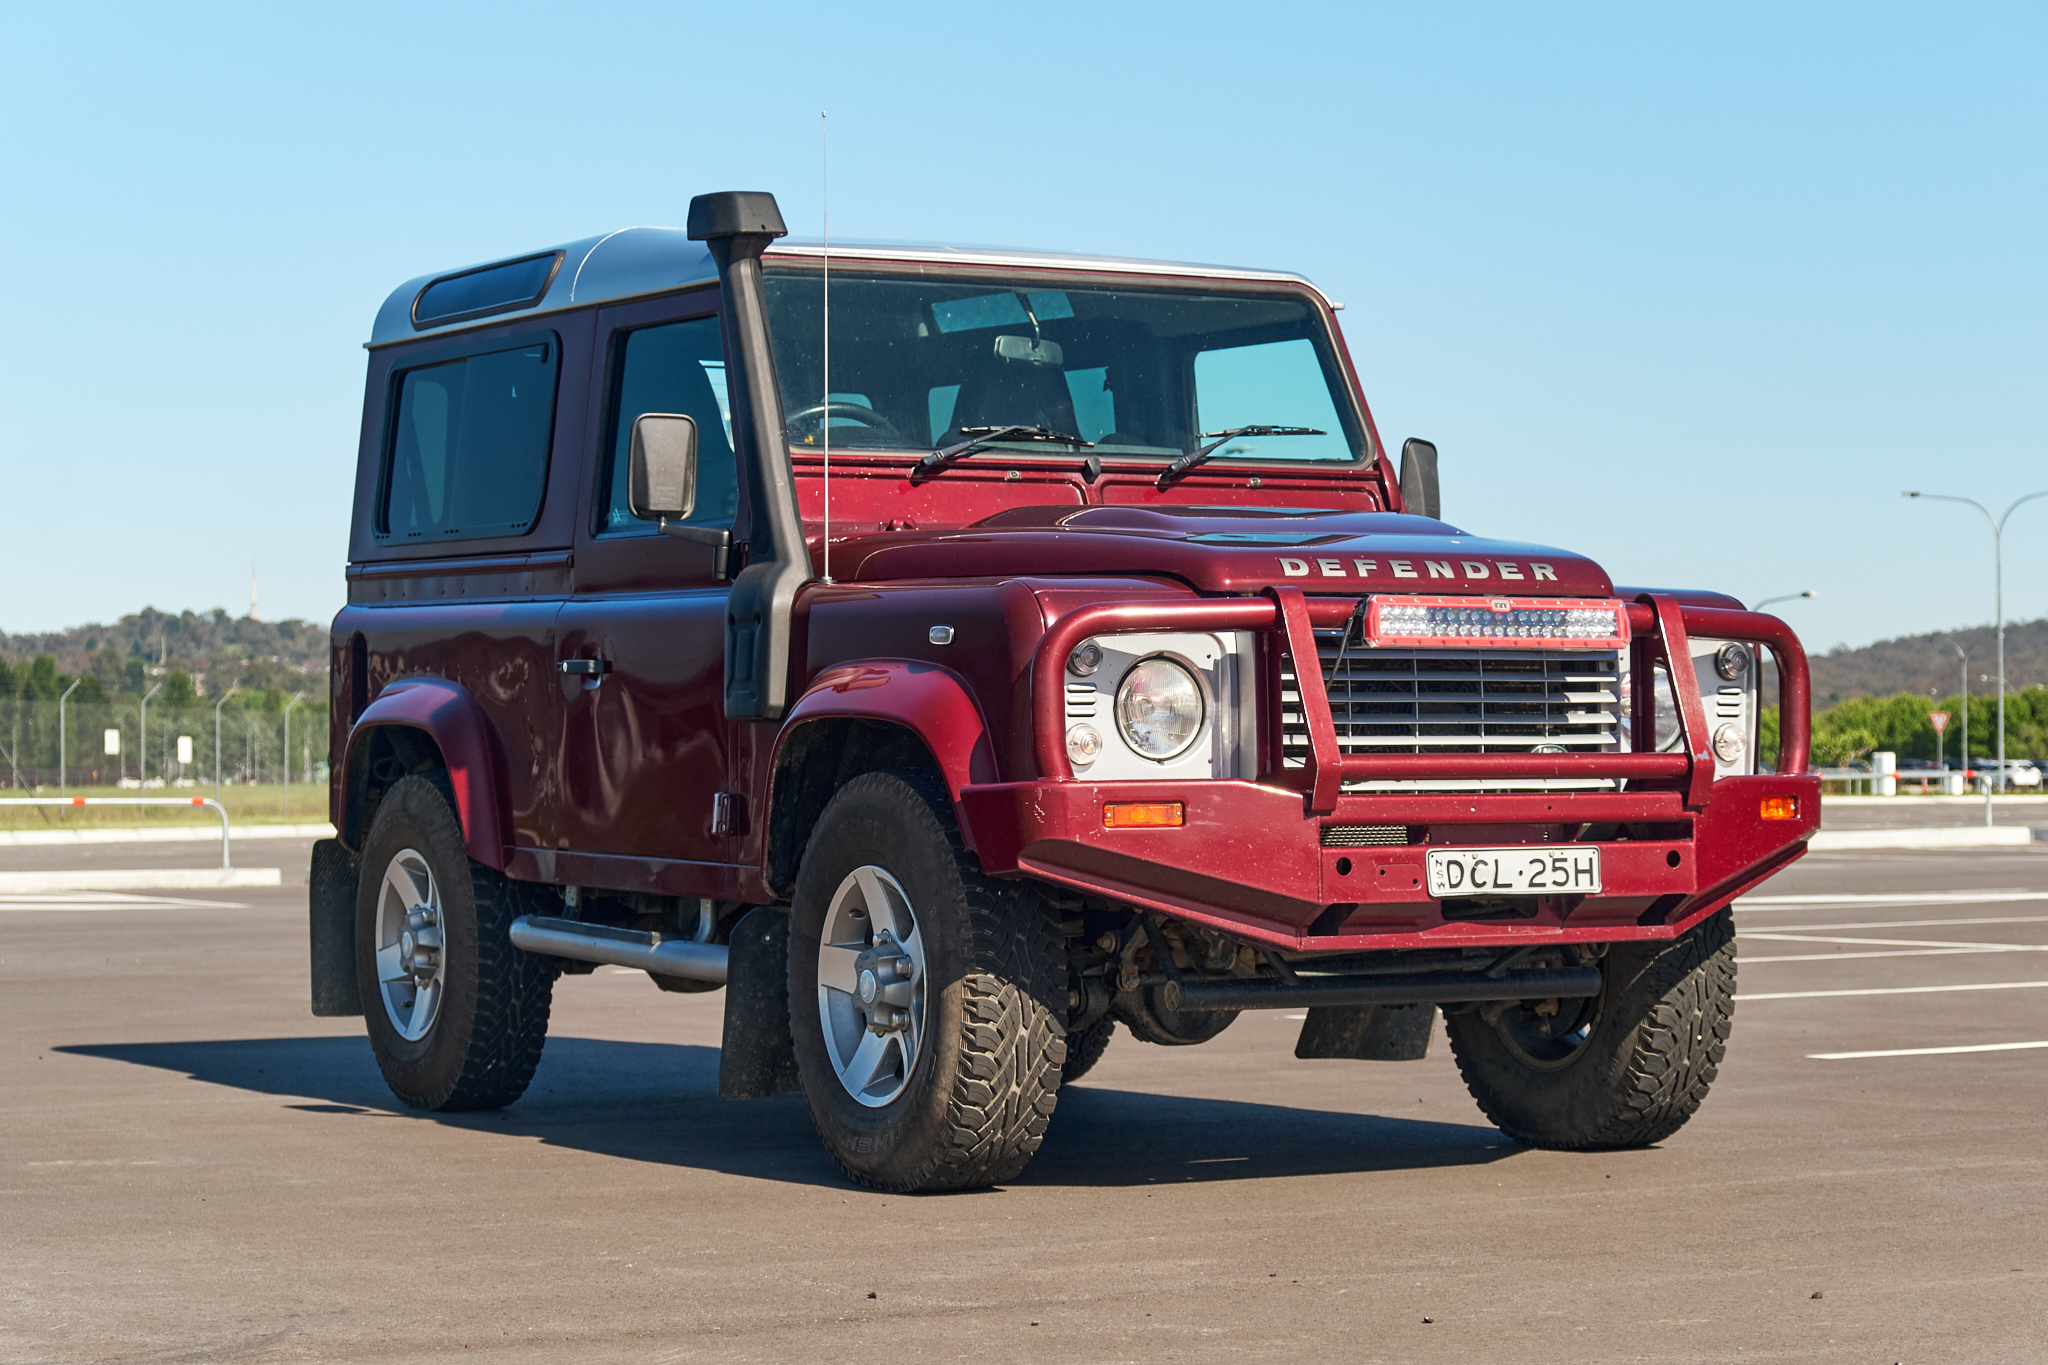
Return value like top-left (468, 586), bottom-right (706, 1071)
top-left (820, 109), bottom-right (833, 584)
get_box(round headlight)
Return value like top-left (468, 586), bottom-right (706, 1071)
top-left (1115, 658), bottom-right (1205, 761)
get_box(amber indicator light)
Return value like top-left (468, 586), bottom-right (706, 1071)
top-left (1103, 801), bottom-right (1185, 829)
top-left (1759, 796), bottom-right (1800, 820)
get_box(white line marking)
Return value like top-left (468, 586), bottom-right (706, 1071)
top-left (1738, 891), bottom-right (2048, 910)
top-left (1740, 933), bottom-right (2048, 950)
top-left (1809, 1041), bottom-right (2048, 1060)
top-left (0, 892), bottom-right (246, 912)
top-left (1742, 980), bottom-right (2048, 1001)
top-left (1746, 947), bottom-right (2045, 963)
top-left (1744, 915), bottom-right (2048, 933)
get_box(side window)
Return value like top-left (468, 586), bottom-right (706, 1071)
top-left (379, 338), bottom-right (557, 542)
top-left (1191, 338), bottom-right (1350, 462)
top-left (599, 315), bottom-right (737, 534)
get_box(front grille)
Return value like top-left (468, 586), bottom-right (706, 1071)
top-left (1281, 629), bottom-right (1625, 793)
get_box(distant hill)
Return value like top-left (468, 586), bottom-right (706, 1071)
top-left (0, 608), bottom-right (326, 696)
top-left (1807, 617), bottom-right (2048, 705)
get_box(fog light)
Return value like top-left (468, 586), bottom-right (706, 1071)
top-left (1066, 724), bottom-right (1104, 766)
top-left (1712, 723), bottom-right (1747, 765)
top-left (1103, 801), bottom-right (1184, 829)
top-left (1760, 795), bottom-right (1799, 820)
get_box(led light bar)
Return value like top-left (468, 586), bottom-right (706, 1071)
top-left (1365, 596), bottom-right (1631, 650)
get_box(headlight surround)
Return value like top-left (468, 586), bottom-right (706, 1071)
top-left (1114, 657), bottom-right (1206, 761)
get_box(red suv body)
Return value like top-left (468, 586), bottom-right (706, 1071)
top-left (312, 192), bottom-right (1818, 1190)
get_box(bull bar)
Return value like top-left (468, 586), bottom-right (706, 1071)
top-left (1031, 586), bottom-right (1811, 808)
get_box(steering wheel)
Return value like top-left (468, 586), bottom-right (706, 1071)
top-left (785, 400), bottom-right (907, 446)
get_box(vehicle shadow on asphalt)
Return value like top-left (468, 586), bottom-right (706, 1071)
top-left (60, 1034), bottom-right (1516, 1188)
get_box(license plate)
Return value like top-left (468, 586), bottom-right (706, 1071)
top-left (1426, 847), bottom-right (1601, 897)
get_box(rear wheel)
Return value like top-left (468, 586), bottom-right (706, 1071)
top-left (1445, 910), bottom-right (1735, 1149)
top-left (355, 776), bottom-right (553, 1112)
top-left (1061, 1016), bottom-right (1115, 1083)
top-left (788, 771), bottom-right (1066, 1191)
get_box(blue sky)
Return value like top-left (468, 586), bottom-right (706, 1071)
top-left (2, 1), bottom-right (2042, 656)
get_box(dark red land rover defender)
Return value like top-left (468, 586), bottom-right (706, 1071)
top-left (312, 191), bottom-right (1819, 1191)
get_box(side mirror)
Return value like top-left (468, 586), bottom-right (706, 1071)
top-left (628, 412), bottom-right (731, 580)
top-left (628, 413), bottom-right (700, 521)
top-left (1399, 437), bottom-right (1440, 520)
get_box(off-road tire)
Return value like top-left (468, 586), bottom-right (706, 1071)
top-left (1061, 1016), bottom-right (1115, 1083)
top-left (788, 770), bottom-right (1066, 1192)
top-left (356, 775), bottom-right (553, 1112)
top-left (1445, 909), bottom-right (1735, 1149)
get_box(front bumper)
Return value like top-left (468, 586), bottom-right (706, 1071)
top-left (961, 773), bottom-right (1820, 952)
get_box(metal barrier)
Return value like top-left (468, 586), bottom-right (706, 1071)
top-left (0, 797), bottom-right (233, 868)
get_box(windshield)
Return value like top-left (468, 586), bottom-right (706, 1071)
top-left (762, 266), bottom-right (1365, 465)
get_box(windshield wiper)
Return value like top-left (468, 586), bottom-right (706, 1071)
top-left (913, 425), bottom-right (1093, 481)
top-left (1155, 426), bottom-right (1325, 488)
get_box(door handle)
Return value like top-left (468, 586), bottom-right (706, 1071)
top-left (557, 658), bottom-right (613, 676)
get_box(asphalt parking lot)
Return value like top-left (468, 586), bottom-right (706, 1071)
top-left (3, 836), bottom-right (2044, 1363)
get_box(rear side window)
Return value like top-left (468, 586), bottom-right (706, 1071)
top-left (379, 338), bottom-right (559, 543)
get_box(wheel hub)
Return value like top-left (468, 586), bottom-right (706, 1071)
top-left (374, 849), bottom-right (447, 1041)
top-left (816, 866), bottom-right (927, 1107)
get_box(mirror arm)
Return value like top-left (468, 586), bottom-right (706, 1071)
top-left (657, 519), bottom-right (731, 581)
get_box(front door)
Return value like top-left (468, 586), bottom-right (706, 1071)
top-left (552, 291), bottom-right (740, 891)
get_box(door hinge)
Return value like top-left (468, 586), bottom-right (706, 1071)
top-left (711, 792), bottom-right (746, 837)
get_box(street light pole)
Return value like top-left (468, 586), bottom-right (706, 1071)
top-left (139, 681), bottom-right (164, 790)
top-left (1905, 490), bottom-right (2048, 808)
top-left (283, 692), bottom-right (305, 818)
top-left (1751, 590), bottom-right (1818, 612)
top-left (1946, 640), bottom-right (1968, 787)
top-left (214, 685), bottom-right (239, 803)
top-left (57, 678), bottom-right (83, 796)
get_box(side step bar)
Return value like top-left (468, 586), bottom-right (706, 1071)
top-left (509, 915), bottom-right (729, 984)
top-left (1168, 965), bottom-right (1601, 1012)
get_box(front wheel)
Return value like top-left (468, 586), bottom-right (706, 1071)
top-left (1445, 910), bottom-right (1735, 1149)
top-left (788, 771), bottom-right (1067, 1191)
top-left (355, 775), bottom-right (554, 1112)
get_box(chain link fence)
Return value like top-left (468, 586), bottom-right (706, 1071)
top-left (0, 699), bottom-right (331, 791)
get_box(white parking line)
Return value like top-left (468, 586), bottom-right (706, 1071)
top-left (1737, 891), bottom-right (2048, 911)
top-left (1742, 933), bottom-right (2048, 950)
top-left (0, 892), bottom-right (247, 912)
top-left (1809, 1041), bottom-right (2048, 1060)
top-left (1746, 915), bottom-right (2048, 933)
top-left (1742, 980), bottom-right (2048, 1001)
top-left (1746, 947), bottom-right (2046, 963)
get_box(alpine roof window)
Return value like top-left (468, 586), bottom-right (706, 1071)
top-left (412, 252), bottom-right (562, 328)
top-left (378, 338), bottom-right (559, 543)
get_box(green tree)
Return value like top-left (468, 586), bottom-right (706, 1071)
top-left (163, 671), bottom-right (199, 708)
top-left (25, 655), bottom-right (61, 701)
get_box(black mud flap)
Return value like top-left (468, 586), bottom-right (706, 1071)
top-left (309, 838), bottom-right (362, 1017)
top-left (718, 905), bottom-right (801, 1100)
top-left (1295, 1003), bottom-right (1435, 1061)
